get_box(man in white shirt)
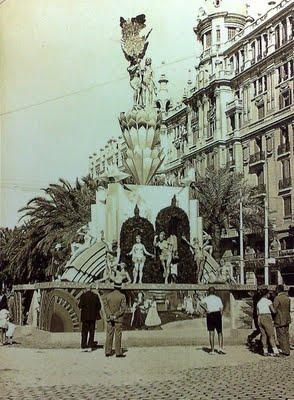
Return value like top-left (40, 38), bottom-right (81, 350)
top-left (201, 287), bottom-right (225, 355)
top-left (257, 288), bottom-right (279, 356)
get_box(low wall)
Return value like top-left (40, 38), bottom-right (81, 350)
top-left (12, 282), bottom-right (287, 333)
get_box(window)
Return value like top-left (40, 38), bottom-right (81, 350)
top-left (282, 159), bottom-right (291, 180)
top-left (253, 81), bottom-right (257, 97)
top-left (283, 63), bottom-right (289, 80)
top-left (258, 78), bottom-right (263, 94)
top-left (229, 56), bottom-right (234, 71)
top-left (228, 27), bottom-right (237, 40)
top-left (251, 42), bottom-right (256, 63)
top-left (263, 34), bottom-right (268, 55)
top-left (281, 20), bottom-right (287, 44)
top-left (257, 168), bottom-right (264, 186)
top-left (257, 103), bottom-right (265, 119)
top-left (216, 29), bottom-right (221, 42)
top-left (279, 90), bottom-right (292, 109)
top-left (229, 114), bottom-right (236, 131)
top-left (275, 25), bottom-right (280, 49)
top-left (290, 60), bottom-right (293, 77)
top-left (283, 196), bottom-right (292, 217)
top-left (264, 76), bottom-right (267, 92)
top-left (257, 37), bottom-right (262, 59)
top-left (280, 125), bottom-right (289, 145)
top-left (206, 31), bottom-right (212, 48)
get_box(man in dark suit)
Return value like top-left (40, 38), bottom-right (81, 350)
top-left (273, 285), bottom-right (291, 356)
top-left (102, 277), bottom-right (126, 358)
top-left (78, 286), bottom-right (101, 352)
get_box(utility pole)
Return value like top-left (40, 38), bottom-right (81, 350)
top-left (264, 196), bottom-right (269, 285)
top-left (239, 190), bottom-right (245, 284)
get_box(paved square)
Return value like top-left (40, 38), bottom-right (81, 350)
top-left (0, 346), bottom-right (293, 399)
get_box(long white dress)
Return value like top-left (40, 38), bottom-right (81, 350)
top-left (145, 301), bottom-right (161, 327)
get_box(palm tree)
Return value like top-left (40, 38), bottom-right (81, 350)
top-left (191, 167), bottom-right (266, 261)
top-left (1, 176), bottom-right (102, 284)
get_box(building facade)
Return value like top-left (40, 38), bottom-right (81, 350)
top-left (89, 0), bottom-right (294, 282)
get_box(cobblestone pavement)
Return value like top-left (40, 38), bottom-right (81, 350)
top-left (1, 347), bottom-right (293, 400)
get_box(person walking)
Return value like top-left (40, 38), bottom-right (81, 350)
top-left (102, 277), bottom-right (126, 358)
top-left (201, 287), bottom-right (225, 355)
top-left (78, 286), bottom-right (101, 352)
top-left (247, 290), bottom-right (262, 345)
top-left (273, 285), bottom-right (291, 356)
top-left (257, 288), bottom-right (279, 357)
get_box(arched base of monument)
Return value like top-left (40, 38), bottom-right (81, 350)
top-left (12, 282), bottom-right (285, 339)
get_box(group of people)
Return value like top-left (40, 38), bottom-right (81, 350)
top-left (78, 277), bottom-right (127, 357)
top-left (0, 288), bottom-right (16, 346)
top-left (247, 284), bottom-right (292, 357)
top-left (131, 293), bottom-right (161, 329)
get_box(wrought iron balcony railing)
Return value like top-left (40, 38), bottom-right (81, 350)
top-left (279, 177), bottom-right (292, 190)
top-left (249, 151), bottom-right (265, 165)
top-left (277, 142), bottom-right (290, 155)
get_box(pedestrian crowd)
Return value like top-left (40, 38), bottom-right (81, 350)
top-left (1, 282), bottom-right (292, 360)
top-left (247, 284), bottom-right (292, 357)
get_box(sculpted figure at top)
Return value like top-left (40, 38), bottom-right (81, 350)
top-left (120, 14), bottom-right (156, 107)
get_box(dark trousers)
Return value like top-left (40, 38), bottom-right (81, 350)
top-left (276, 325), bottom-right (290, 355)
top-left (81, 320), bottom-right (96, 349)
top-left (105, 321), bottom-right (123, 356)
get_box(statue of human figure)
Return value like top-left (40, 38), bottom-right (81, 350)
top-left (66, 225), bottom-right (95, 266)
top-left (202, 230), bottom-right (213, 255)
top-left (99, 233), bottom-right (121, 283)
top-left (142, 58), bottom-right (157, 106)
top-left (154, 232), bottom-right (173, 284)
top-left (127, 58), bottom-right (144, 107)
top-left (128, 234), bottom-right (154, 284)
top-left (182, 236), bottom-right (206, 282)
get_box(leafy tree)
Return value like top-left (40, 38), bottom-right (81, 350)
top-left (1, 176), bottom-right (101, 284)
top-left (191, 167), bottom-right (266, 261)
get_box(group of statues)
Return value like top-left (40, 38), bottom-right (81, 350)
top-left (95, 229), bottom-right (214, 285)
top-left (120, 14), bottom-right (157, 107)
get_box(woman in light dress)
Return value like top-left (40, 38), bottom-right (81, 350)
top-left (0, 309), bottom-right (15, 345)
top-left (184, 294), bottom-right (195, 316)
top-left (145, 297), bottom-right (161, 328)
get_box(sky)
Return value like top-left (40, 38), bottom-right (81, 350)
top-left (0, 0), bottom-right (271, 228)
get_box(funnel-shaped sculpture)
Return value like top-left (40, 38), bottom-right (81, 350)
top-left (119, 107), bottom-right (164, 184)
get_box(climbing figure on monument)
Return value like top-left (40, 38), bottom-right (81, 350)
top-left (128, 235), bottom-right (155, 284)
top-left (65, 224), bottom-right (95, 267)
top-left (182, 236), bottom-right (206, 283)
top-left (99, 232), bottom-right (121, 283)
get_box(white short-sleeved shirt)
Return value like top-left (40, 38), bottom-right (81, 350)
top-left (202, 295), bottom-right (223, 313)
top-left (257, 298), bottom-right (272, 315)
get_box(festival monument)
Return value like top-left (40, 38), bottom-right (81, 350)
top-left (61, 14), bottom-right (212, 286)
top-left (14, 15), bottom-right (247, 334)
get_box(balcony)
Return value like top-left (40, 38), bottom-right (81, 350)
top-left (251, 59), bottom-right (256, 66)
top-left (249, 151), bottom-right (265, 166)
top-left (226, 99), bottom-right (243, 114)
top-left (279, 177), bottom-right (292, 191)
top-left (253, 183), bottom-right (267, 197)
top-left (277, 142), bottom-right (290, 156)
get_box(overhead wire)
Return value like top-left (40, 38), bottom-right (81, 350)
top-left (0, 53), bottom-right (197, 117)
